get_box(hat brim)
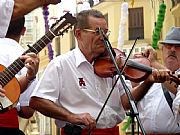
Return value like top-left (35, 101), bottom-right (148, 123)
top-left (159, 40), bottom-right (180, 45)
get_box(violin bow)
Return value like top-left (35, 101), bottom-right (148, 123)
top-left (88, 28), bottom-right (145, 134)
top-left (120, 37), bottom-right (139, 73)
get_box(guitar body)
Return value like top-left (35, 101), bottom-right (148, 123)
top-left (0, 64), bottom-right (20, 110)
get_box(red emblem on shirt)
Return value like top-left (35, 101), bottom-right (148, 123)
top-left (78, 78), bottom-right (86, 86)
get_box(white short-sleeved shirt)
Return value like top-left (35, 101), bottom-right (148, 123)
top-left (173, 87), bottom-right (180, 124)
top-left (137, 82), bottom-right (180, 133)
top-left (172, 68), bottom-right (180, 125)
top-left (32, 47), bottom-right (132, 128)
top-left (0, 0), bottom-right (14, 38)
top-left (0, 38), bottom-right (37, 107)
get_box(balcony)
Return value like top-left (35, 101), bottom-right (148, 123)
top-left (172, 0), bottom-right (180, 7)
top-left (171, 0), bottom-right (180, 26)
top-left (171, 0), bottom-right (180, 15)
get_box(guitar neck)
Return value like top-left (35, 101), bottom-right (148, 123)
top-left (0, 29), bottom-right (56, 87)
top-left (0, 12), bottom-right (77, 87)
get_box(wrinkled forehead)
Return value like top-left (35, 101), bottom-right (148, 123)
top-left (162, 43), bottom-right (180, 46)
top-left (87, 16), bottom-right (108, 30)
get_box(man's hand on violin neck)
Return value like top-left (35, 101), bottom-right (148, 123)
top-left (148, 68), bottom-right (171, 83)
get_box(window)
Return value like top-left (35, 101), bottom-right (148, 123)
top-left (123, 49), bottom-right (127, 54)
top-left (135, 48), bottom-right (139, 52)
top-left (128, 7), bottom-right (144, 40)
top-left (104, 13), bottom-right (108, 24)
top-left (70, 30), bottom-right (75, 50)
top-left (26, 28), bottom-right (33, 33)
top-left (55, 37), bottom-right (61, 56)
top-left (104, 13), bottom-right (109, 39)
top-left (141, 47), bottom-right (145, 51)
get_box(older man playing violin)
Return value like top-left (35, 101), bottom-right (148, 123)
top-left (30, 9), bottom-right (173, 135)
top-left (127, 27), bottom-right (180, 134)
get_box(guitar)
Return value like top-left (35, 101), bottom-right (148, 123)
top-left (0, 12), bottom-right (77, 111)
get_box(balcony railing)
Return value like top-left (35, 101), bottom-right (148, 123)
top-left (172, 0), bottom-right (180, 7)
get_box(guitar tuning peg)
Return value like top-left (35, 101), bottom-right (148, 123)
top-left (51, 20), bottom-right (59, 29)
top-left (59, 16), bottom-right (63, 20)
top-left (57, 32), bottom-right (62, 36)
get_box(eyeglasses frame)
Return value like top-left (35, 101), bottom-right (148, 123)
top-left (83, 28), bottom-right (111, 37)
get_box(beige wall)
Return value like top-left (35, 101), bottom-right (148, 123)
top-left (171, 4), bottom-right (180, 27)
top-left (161, 0), bottom-right (175, 39)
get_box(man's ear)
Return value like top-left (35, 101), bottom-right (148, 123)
top-left (74, 29), bottom-right (81, 40)
top-left (21, 27), bottom-right (26, 36)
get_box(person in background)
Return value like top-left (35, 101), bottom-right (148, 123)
top-left (169, 27), bottom-right (180, 126)
top-left (30, 9), bottom-right (170, 135)
top-left (173, 82), bottom-right (180, 123)
top-left (127, 27), bottom-right (180, 134)
top-left (0, 16), bottom-right (39, 135)
top-left (0, 0), bottom-right (61, 38)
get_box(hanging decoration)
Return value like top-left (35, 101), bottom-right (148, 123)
top-left (121, 116), bottom-right (132, 132)
top-left (117, 2), bottom-right (128, 49)
top-left (118, 4), bottom-right (130, 131)
top-left (77, 0), bottom-right (91, 13)
top-left (152, 3), bottom-right (166, 49)
top-left (42, 5), bottom-right (54, 61)
top-left (131, 0), bottom-right (135, 7)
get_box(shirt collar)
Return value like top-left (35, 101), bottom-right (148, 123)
top-left (74, 47), bottom-right (89, 67)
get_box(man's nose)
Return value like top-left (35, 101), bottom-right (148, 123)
top-left (170, 45), bottom-right (176, 51)
top-left (99, 34), bottom-right (104, 40)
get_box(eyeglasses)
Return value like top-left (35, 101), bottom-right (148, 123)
top-left (83, 28), bottom-right (111, 37)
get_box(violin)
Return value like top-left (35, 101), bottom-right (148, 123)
top-left (94, 48), bottom-right (180, 84)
